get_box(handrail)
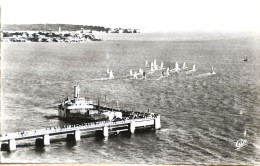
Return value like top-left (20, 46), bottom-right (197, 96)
top-left (0, 117), bottom-right (156, 141)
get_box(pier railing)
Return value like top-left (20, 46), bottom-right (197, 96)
top-left (0, 117), bottom-right (156, 142)
top-left (0, 115), bottom-right (161, 151)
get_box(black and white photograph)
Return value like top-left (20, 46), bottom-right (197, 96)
top-left (1, 0), bottom-right (260, 165)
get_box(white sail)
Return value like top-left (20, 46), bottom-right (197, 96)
top-left (154, 59), bottom-right (157, 70)
top-left (182, 62), bottom-right (187, 69)
top-left (109, 70), bottom-right (114, 79)
top-left (186, 64), bottom-right (196, 74)
top-left (107, 67), bottom-right (110, 74)
top-left (166, 67), bottom-right (170, 76)
top-left (139, 68), bottom-right (143, 74)
top-left (133, 72), bottom-right (138, 79)
top-left (145, 60), bottom-right (148, 67)
top-left (130, 69), bottom-right (133, 76)
top-left (175, 62), bottom-right (180, 70)
top-left (192, 64), bottom-right (196, 71)
top-left (151, 62), bottom-right (154, 67)
top-left (210, 66), bottom-right (216, 74)
top-left (175, 62), bottom-right (180, 71)
top-left (161, 62), bottom-right (164, 69)
top-left (243, 129), bottom-right (247, 137)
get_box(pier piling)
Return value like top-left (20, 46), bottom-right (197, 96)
top-left (67, 130), bottom-right (81, 141)
top-left (129, 121), bottom-right (136, 134)
top-left (103, 126), bottom-right (109, 137)
top-left (9, 139), bottom-right (16, 151)
top-left (35, 134), bottom-right (50, 146)
top-left (1, 115), bottom-right (161, 151)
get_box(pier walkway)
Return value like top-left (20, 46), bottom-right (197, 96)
top-left (0, 115), bottom-right (161, 151)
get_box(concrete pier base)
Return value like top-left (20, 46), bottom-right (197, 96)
top-left (1, 140), bottom-right (16, 151)
top-left (128, 121), bottom-right (136, 134)
top-left (154, 115), bottom-right (161, 129)
top-left (103, 126), bottom-right (109, 137)
top-left (67, 130), bottom-right (81, 141)
top-left (9, 139), bottom-right (16, 151)
top-left (1, 143), bottom-right (9, 151)
top-left (74, 130), bottom-right (81, 141)
top-left (43, 134), bottom-right (50, 145)
top-left (36, 134), bottom-right (50, 146)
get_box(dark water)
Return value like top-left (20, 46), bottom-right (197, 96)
top-left (1, 33), bottom-right (260, 164)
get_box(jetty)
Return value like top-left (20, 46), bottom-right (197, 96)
top-left (0, 115), bottom-right (161, 151)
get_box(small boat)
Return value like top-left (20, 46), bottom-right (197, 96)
top-left (210, 66), bottom-right (216, 75)
top-left (244, 57), bottom-right (248, 61)
top-left (161, 70), bottom-right (165, 77)
top-left (133, 72), bottom-right (138, 79)
top-left (191, 64), bottom-right (196, 71)
top-left (160, 61), bottom-right (164, 70)
top-left (165, 67), bottom-right (170, 76)
top-left (243, 129), bottom-right (247, 138)
top-left (142, 71), bottom-right (146, 79)
top-left (182, 62), bottom-right (187, 69)
top-left (145, 60), bottom-right (149, 67)
top-left (139, 68), bottom-right (143, 74)
top-left (154, 59), bottom-right (158, 70)
top-left (129, 69), bottom-right (133, 76)
top-left (150, 64), bottom-right (154, 72)
top-left (186, 64), bottom-right (196, 74)
top-left (175, 62), bottom-right (181, 71)
top-left (109, 70), bottom-right (114, 79)
top-left (170, 62), bottom-right (181, 72)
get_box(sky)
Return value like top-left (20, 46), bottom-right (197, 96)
top-left (1, 0), bottom-right (260, 32)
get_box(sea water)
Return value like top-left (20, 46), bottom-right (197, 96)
top-left (1, 33), bottom-right (260, 164)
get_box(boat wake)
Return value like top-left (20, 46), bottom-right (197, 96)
top-left (197, 72), bottom-right (216, 77)
top-left (91, 77), bottom-right (117, 81)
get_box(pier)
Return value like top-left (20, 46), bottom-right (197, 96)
top-left (0, 115), bottom-right (161, 151)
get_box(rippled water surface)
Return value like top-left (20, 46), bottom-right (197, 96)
top-left (1, 33), bottom-right (260, 164)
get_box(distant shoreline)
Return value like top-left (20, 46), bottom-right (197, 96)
top-left (1, 24), bottom-right (141, 34)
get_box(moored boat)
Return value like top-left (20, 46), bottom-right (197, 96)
top-left (58, 84), bottom-right (158, 123)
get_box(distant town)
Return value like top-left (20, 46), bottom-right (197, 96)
top-left (1, 24), bottom-right (141, 42)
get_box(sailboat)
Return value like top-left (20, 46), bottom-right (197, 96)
top-left (160, 61), bottom-right (164, 70)
top-left (166, 67), bottom-right (170, 76)
top-left (154, 59), bottom-right (158, 71)
top-left (139, 68), bottom-right (143, 75)
top-left (170, 62), bottom-right (181, 72)
top-left (145, 60), bottom-right (149, 67)
top-left (161, 70), bottom-right (165, 77)
top-left (191, 64), bottom-right (196, 71)
top-left (150, 63), bottom-right (154, 72)
top-left (129, 69), bottom-right (133, 76)
top-left (243, 129), bottom-right (247, 138)
top-left (182, 62), bottom-right (187, 69)
top-left (186, 64), bottom-right (196, 74)
top-left (175, 62), bottom-right (180, 71)
top-left (109, 70), bottom-right (114, 79)
top-left (107, 67), bottom-right (110, 74)
top-left (142, 71), bottom-right (146, 79)
top-left (210, 66), bottom-right (216, 75)
top-left (133, 72), bottom-right (138, 79)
